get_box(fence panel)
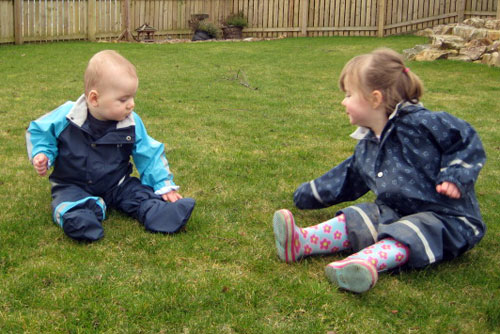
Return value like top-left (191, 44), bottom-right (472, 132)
top-left (95, 0), bottom-right (121, 38)
top-left (0, 0), bottom-right (15, 43)
top-left (20, 0), bottom-right (87, 42)
top-left (465, 0), bottom-right (497, 18)
top-left (1, 0), bottom-right (499, 44)
top-left (383, 0), bottom-right (460, 36)
top-left (128, 0), bottom-right (233, 37)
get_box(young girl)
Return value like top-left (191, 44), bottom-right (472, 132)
top-left (273, 48), bottom-right (486, 293)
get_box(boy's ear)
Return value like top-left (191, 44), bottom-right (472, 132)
top-left (86, 90), bottom-right (99, 107)
top-left (371, 90), bottom-right (383, 109)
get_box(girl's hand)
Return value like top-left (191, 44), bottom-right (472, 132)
top-left (33, 153), bottom-right (49, 176)
top-left (436, 182), bottom-right (461, 199)
top-left (162, 190), bottom-right (183, 203)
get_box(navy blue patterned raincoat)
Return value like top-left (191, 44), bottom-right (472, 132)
top-left (293, 102), bottom-right (486, 268)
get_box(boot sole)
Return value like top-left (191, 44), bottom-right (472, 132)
top-left (325, 259), bottom-right (378, 293)
top-left (273, 209), bottom-right (296, 263)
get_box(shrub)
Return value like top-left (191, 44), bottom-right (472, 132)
top-left (224, 12), bottom-right (248, 28)
top-left (196, 21), bottom-right (222, 39)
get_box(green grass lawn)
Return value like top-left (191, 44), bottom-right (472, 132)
top-left (0, 36), bottom-right (499, 334)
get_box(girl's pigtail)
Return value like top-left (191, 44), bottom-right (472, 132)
top-left (403, 68), bottom-right (424, 104)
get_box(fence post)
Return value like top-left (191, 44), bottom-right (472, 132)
top-left (88, 0), bottom-right (96, 41)
top-left (457, 0), bottom-right (465, 23)
top-left (14, 0), bottom-right (23, 45)
top-left (377, 0), bottom-right (386, 38)
top-left (117, 0), bottom-right (134, 41)
top-left (300, 0), bottom-right (309, 37)
top-left (121, 0), bottom-right (128, 33)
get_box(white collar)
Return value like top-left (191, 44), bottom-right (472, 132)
top-left (66, 95), bottom-right (88, 127)
top-left (349, 126), bottom-right (371, 140)
top-left (66, 94), bottom-right (135, 129)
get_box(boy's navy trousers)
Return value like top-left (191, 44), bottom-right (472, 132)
top-left (51, 176), bottom-right (195, 241)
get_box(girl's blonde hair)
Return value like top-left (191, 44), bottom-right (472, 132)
top-left (339, 48), bottom-right (423, 115)
top-left (84, 50), bottom-right (137, 95)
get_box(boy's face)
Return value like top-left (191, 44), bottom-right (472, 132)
top-left (88, 68), bottom-right (138, 122)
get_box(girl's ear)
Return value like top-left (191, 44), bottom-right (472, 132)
top-left (86, 90), bottom-right (99, 108)
top-left (371, 90), bottom-right (383, 109)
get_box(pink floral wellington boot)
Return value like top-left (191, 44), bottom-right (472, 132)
top-left (272, 209), bottom-right (350, 263)
top-left (325, 238), bottom-right (410, 293)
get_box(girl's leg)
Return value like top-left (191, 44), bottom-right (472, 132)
top-left (273, 209), bottom-right (350, 263)
top-left (325, 238), bottom-right (410, 293)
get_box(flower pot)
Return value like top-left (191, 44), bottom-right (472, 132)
top-left (222, 26), bottom-right (243, 39)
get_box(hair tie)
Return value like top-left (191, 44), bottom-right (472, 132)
top-left (403, 67), bottom-right (410, 73)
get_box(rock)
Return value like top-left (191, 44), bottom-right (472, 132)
top-left (431, 35), bottom-right (465, 50)
top-left (448, 54), bottom-right (473, 62)
top-left (413, 44), bottom-right (431, 52)
top-left (402, 45), bottom-right (431, 61)
top-left (465, 38), bottom-right (493, 48)
top-left (489, 52), bottom-right (500, 67)
top-left (494, 52), bottom-right (500, 67)
top-left (485, 19), bottom-right (500, 30)
top-left (432, 25), bottom-right (446, 35)
top-left (409, 18), bottom-right (500, 66)
top-left (442, 24), bottom-right (456, 35)
top-left (481, 53), bottom-right (492, 64)
top-left (460, 45), bottom-right (487, 61)
top-left (402, 48), bottom-right (418, 61)
top-left (487, 30), bottom-right (500, 41)
top-left (480, 52), bottom-right (499, 67)
top-left (463, 18), bottom-right (485, 28)
top-left (415, 49), bottom-right (455, 61)
top-left (415, 28), bottom-right (433, 37)
top-left (471, 29), bottom-right (489, 40)
top-left (452, 25), bottom-right (475, 40)
top-left (432, 24), bottom-right (455, 35)
top-left (453, 25), bottom-right (488, 41)
top-left (486, 41), bottom-right (500, 53)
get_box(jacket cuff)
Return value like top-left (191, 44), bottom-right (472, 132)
top-left (293, 181), bottom-right (326, 209)
top-left (31, 151), bottom-right (54, 168)
top-left (436, 175), bottom-right (466, 199)
top-left (154, 185), bottom-right (180, 196)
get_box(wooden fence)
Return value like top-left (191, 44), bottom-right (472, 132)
top-left (1, 0), bottom-right (499, 44)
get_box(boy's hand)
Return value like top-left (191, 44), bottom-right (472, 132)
top-left (436, 181), bottom-right (461, 199)
top-left (33, 153), bottom-right (49, 176)
top-left (162, 190), bottom-right (183, 203)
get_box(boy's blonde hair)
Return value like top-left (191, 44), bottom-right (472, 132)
top-left (339, 48), bottom-right (423, 115)
top-left (84, 50), bottom-right (137, 95)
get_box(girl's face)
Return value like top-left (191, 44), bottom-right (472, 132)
top-left (341, 78), bottom-right (376, 129)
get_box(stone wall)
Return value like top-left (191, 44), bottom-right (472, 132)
top-left (403, 18), bottom-right (500, 67)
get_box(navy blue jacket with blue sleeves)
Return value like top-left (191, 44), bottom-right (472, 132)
top-left (26, 95), bottom-right (178, 196)
top-left (294, 102), bottom-right (486, 237)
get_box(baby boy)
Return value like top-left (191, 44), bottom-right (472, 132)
top-left (26, 50), bottom-right (195, 242)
